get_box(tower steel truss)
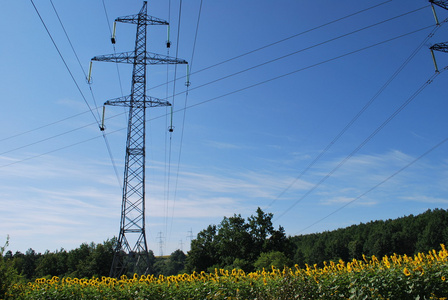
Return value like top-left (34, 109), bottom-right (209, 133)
top-left (430, 42), bottom-right (448, 53)
top-left (430, 0), bottom-right (448, 11)
top-left (91, 1), bottom-right (187, 277)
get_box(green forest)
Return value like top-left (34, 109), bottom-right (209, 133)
top-left (1, 208), bottom-right (448, 286)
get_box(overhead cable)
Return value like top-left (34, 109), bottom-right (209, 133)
top-left (165, 0), bottom-right (185, 249)
top-left (176, 26), bottom-right (434, 112)
top-left (101, 0), bottom-right (125, 98)
top-left (274, 66), bottom-right (447, 222)
top-left (158, 7), bottom-right (430, 102)
top-left (0, 110), bottom-right (91, 143)
top-left (146, 0), bottom-right (396, 93)
top-left (50, 0), bottom-right (122, 189)
top-left (30, 0), bottom-right (100, 125)
top-left (297, 134), bottom-right (448, 234)
top-left (266, 18), bottom-right (447, 209)
top-left (0, 25), bottom-right (434, 161)
top-left (9, 2), bottom-right (414, 146)
top-left (49, 0), bottom-right (102, 122)
top-left (169, 0), bottom-right (204, 244)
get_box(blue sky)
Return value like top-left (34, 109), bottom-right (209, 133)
top-left (1, 0), bottom-right (447, 256)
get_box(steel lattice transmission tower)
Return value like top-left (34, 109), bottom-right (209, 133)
top-left (429, 0), bottom-right (448, 72)
top-left (431, 42), bottom-right (448, 54)
top-left (91, 1), bottom-right (187, 277)
top-left (430, 42), bottom-right (448, 72)
top-left (430, 0), bottom-right (448, 11)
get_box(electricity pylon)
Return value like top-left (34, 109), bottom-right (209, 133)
top-left (91, 1), bottom-right (187, 277)
top-left (431, 42), bottom-right (448, 54)
top-left (430, 42), bottom-right (448, 72)
top-left (429, 0), bottom-right (447, 72)
top-left (430, 0), bottom-right (448, 11)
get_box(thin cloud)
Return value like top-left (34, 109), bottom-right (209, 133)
top-left (165, 167), bottom-right (314, 199)
top-left (204, 140), bottom-right (246, 150)
top-left (401, 195), bottom-right (448, 204)
top-left (320, 195), bottom-right (378, 206)
top-left (148, 196), bottom-right (240, 218)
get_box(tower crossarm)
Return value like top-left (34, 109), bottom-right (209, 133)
top-left (430, 0), bottom-right (448, 10)
top-left (430, 42), bottom-right (448, 53)
top-left (116, 14), bottom-right (168, 26)
top-left (92, 51), bottom-right (187, 65)
top-left (114, 1), bottom-right (168, 26)
top-left (105, 95), bottom-right (171, 108)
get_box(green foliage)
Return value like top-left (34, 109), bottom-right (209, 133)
top-left (254, 251), bottom-right (291, 270)
top-left (186, 207), bottom-right (290, 272)
top-left (5, 239), bottom-right (115, 282)
top-left (186, 224), bottom-right (219, 272)
top-left (22, 249), bottom-right (40, 280)
top-left (291, 208), bottom-right (448, 267)
top-left (227, 258), bottom-right (252, 271)
top-left (0, 236), bottom-right (22, 298)
top-left (166, 249), bottom-right (187, 275)
top-left (3, 207), bottom-right (448, 296)
top-left (153, 249), bottom-right (187, 276)
top-left (35, 249), bottom-right (69, 278)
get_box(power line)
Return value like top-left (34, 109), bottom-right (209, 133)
top-left (165, 0), bottom-right (185, 246)
top-left (265, 18), bottom-right (446, 209)
top-left (188, 0), bottom-right (203, 70)
top-left (49, 0), bottom-right (101, 122)
top-left (0, 110), bottom-right (125, 158)
top-left (0, 133), bottom-right (107, 169)
top-left (101, 0), bottom-right (113, 37)
top-left (146, 0), bottom-right (395, 93)
top-left (8, 2), bottom-right (414, 147)
top-left (46, 0), bottom-right (123, 189)
top-left (100, 0), bottom-right (125, 98)
top-left (297, 135), bottom-right (448, 234)
top-left (163, 0), bottom-right (173, 245)
top-left (10, 3), bottom-right (445, 247)
top-left (171, 0), bottom-right (184, 108)
top-left (169, 0), bottom-right (204, 243)
top-left (0, 25), bottom-right (434, 164)
top-left (274, 66), bottom-right (447, 222)
top-left (157, 3), bottom-right (431, 249)
top-left (30, 0), bottom-right (100, 125)
top-left (101, 133), bottom-right (123, 190)
top-left (177, 26), bottom-right (434, 112)
top-left (0, 122), bottom-right (94, 157)
top-left (0, 110), bottom-right (91, 143)
top-left (157, 7), bottom-right (431, 103)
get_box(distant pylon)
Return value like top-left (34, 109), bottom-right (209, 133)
top-left (91, 1), bottom-right (187, 277)
top-left (179, 240), bottom-right (184, 252)
top-left (157, 231), bottom-right (164, 256)
top-left (187, 228), bottom-right (194, 241)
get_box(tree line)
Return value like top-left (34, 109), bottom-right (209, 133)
top-left (290, 208), bottom-right (448, 267)
top-left (1, 239), bottom-right (187, 281)
top-left (185, 207), bottom-right (293, 272)
top-left (1, 208), bottom-right (448, 281)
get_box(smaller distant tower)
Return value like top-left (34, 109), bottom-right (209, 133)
top-left (157, 231), bottom-right (164, 256)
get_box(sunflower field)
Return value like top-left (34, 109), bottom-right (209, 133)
top-left (5, 244), bottom-right (448, 299)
